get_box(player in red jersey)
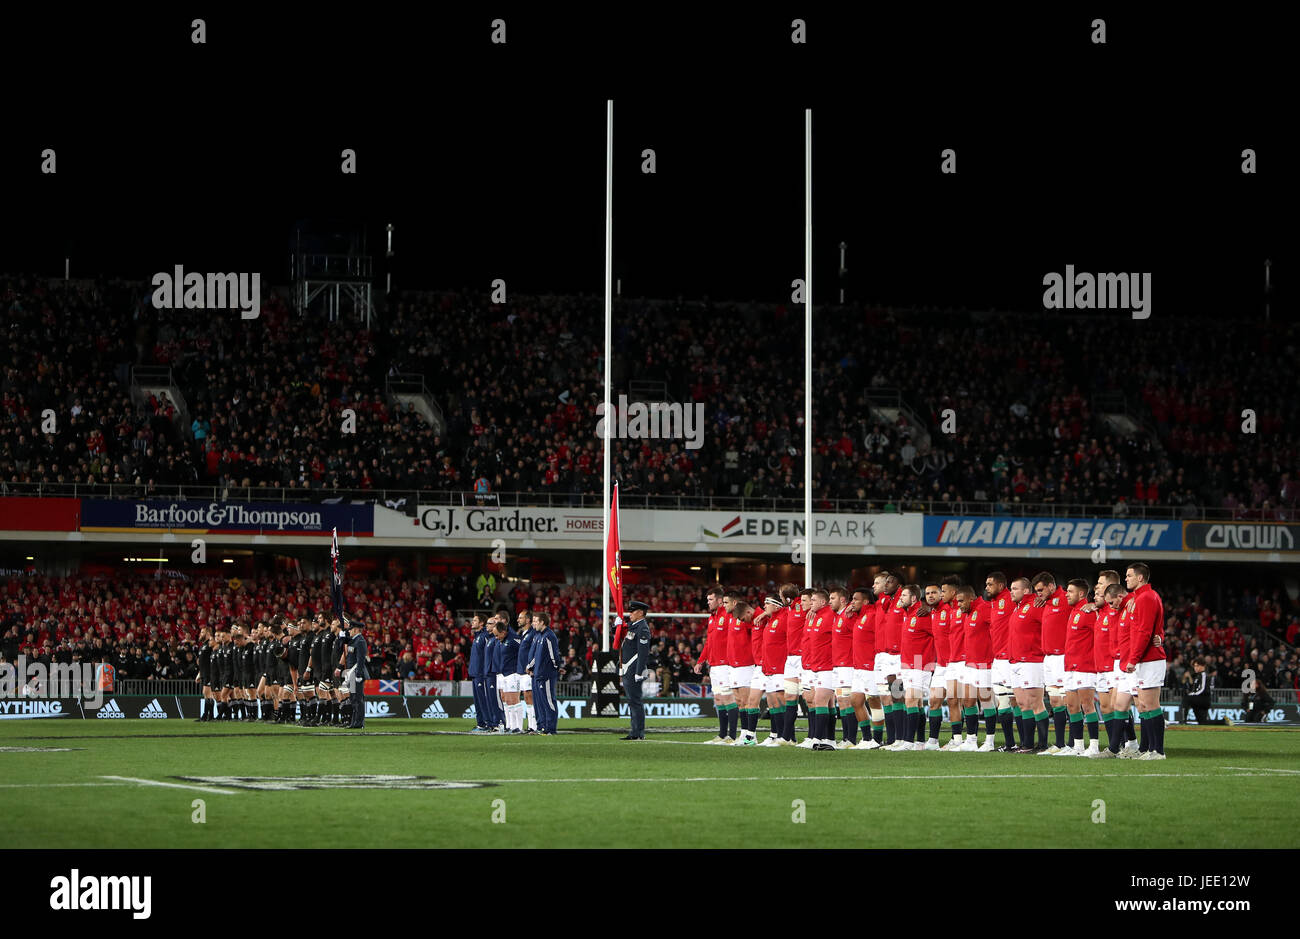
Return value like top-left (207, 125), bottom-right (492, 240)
top-left (832, 587), bottom-right (864, 748)
top-left (781, 587), bottom-right (809, 743)
top-left (1010, 577), bottom-right (1047, 752)
top-left (1082, 570), bottom-right (1124, 756)
top-left (1057, 578), bottom-right (1099, 756)
top-left (984, 570), bottom-right (1018, 750)
top-left (727, 601), bottom-right (760, 746)
top-left (941, 574), bottom-right (968, 749)
top-left (957, 585), bottom-right (997, 751)
top-left (1122, 563), bottom-right (1167, 760)
top-left (850, 580), bottom-right (885, 749)
top-left (924, 582), bottom-right (950, 751)
top-left (694, 585), bottom-right (734, 744)
top-left (893, 584), bottom-right (935, 751)
top-left (1094, 581), bottom-right (1136, 757)
top-left (799, 587), bottom-right (839, 750)
top-left (753, 591), bottom-right (793, 746)
top-left (1034, 571), bottom-right (1071, 753)
top-left (873, 572), bottom-right (905, 747)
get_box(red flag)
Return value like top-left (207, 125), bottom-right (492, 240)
top-left (607, 481), bottom-right (627, 648)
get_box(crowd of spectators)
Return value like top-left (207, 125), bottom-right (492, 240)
top-left (4, 571), bottom-right (1297, 702)
top-left (3, 275), bottom-right (1298, 518)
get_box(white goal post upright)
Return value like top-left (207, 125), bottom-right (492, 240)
top-left (602, 98), bottom-right (614, 653)
top-left (804, 108), bottom-right (813, 589)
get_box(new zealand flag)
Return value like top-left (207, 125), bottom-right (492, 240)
top-left (330, 527), bottom-right (345, 620)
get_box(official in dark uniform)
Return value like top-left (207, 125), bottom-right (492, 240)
top-left (342, 615), bottom-right (370, 728)
top-left (620, 600), bottom-right (652, 740)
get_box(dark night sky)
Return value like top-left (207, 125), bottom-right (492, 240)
top-left (1, 7), bottom-right (1288, 316)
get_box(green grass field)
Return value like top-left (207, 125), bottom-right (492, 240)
top-left (3, 719), bottom-right (1298, 848)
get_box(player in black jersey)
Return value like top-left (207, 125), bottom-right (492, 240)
top-left (230, 628), bottom-right (247, 720)
top-left (269, 620), bottom-right (294, 723)
top-left (256, 624), bottom-right (276, 722)
top-left (239, 627), bottom-right (258, 720)
top-left (214, 631), bottom-right (235, 720)
top-left (294, 618), bottom-right (316, 725)
top-left (195, 628), bottom-right (215, 722)
top-left (314, 617), bottom-right (341, 726)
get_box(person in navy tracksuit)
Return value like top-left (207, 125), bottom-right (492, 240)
top-left (527, 611), bottom-right (561, 735)
top-left (516, 611), bottom-right (537, 733)
top-left (469, 613), bottom-right (490, 732)
top-left (485, 613), bottom-right (504, 731)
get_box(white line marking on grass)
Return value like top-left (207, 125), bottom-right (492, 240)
top-left (455, 772), bottom-right (1244, 784)
top-left (1221, 766), bottom-right (1300, 774)
top-left (0, 782), bottom-right (129, 789)
top-left (101, 775), bottom-right (238, 795)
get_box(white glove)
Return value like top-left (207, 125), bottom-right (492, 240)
top-left (614, 615), bottom-right (624, 627)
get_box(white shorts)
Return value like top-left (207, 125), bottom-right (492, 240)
top-left (834, 666), bottom-right (856, 691)
top-left (874, 652), bottom-right (901, 676)
top-left (963, 665), bottom-right (992, 690)
top-left (749, 669), bottom-right (767, 690)
top-left (992, 658), bottom-right (1013, 688)
top-left (1112, 660), bottom-right (1135, 696)
top-left (812, 670), bottom-right (837, 691)
top-left (1064, 670), bottom-right (1096, 691)
top-left (1012, 661), bottom-right (1045, 689)
top-left (931, 665), bottom-right (947, 686)
top-left (1043, 654), bottom-right (1066, 690)
top-left (519, 674), bottom-right (532, 691)
top-left (901, 668), bottom-right (934, 696)
top-left (947, 660), bottom-right (966, 685)
top-left (801, 669), bottom-right (816, 689)
top-left (851, 669), bottom-right (875, 694)
top-left (783, 655), bottom-right (802, 681)
top-left (1134, 659), bottom-right (1167, 690)
top-left (1094, 670), bottom-right (1112, 693)
top-left (711, 664), bottom-right (732, 692)
top-left (729, 665), bottom-right (754, 689)
top-left (497, 673), bottom-right (520, 694)
top-left (763, 672), bottom-right (784, 693)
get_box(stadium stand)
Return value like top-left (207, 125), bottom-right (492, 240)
top-left (3, 275), bottom-right (1297, 517)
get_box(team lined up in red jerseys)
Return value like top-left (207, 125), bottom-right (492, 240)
top-left (692, 563), bottom-right (1168, 758)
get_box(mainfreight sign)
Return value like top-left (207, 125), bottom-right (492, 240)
top-left (925, 517), bottom-right (1181, 551)
top-left (81, 499), bottom-right (374, 535)
top-left (1183, 521), bottom-right (1300, 552)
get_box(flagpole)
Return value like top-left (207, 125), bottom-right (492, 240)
top-left (804, 107), bottom-right (813, 589)
top-left (602, 98), bottom-right (614, 652)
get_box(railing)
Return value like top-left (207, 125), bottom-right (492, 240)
top-left (111, 678), bottom-right (601, 698)
top-left (0, 481), bottom-right (1271, 521)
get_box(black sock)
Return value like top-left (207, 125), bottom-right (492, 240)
top-left (1125, 714), bottom-right (1135, 742)
top-left (984, 709), bottom-right (997, 737)
top-left (843, 710), bottom-right (858, 744)
top-left (916, 712), bottom-right (927, 743)
top-left (1054, 708), bottom-right (1067, 748)
top-left (1000, 711), bottom-right (1016, 748)
top-left (1020, 715), bottom-right (1033, 748)
top-left (1139, 712), bottom-right (1152, 751)
top-left (1155, 713), bottom-right (1165, 753)
top-left (929, 710), bottom-right (942, 740)
top-left (718, 708), bottom-right (728, 739)
top-left (1036, 713), bottom-right (1050, 748)
top-left (727, 706), bottom-right (740, 739)
top-left (965, 711), bottom-right (978, 736)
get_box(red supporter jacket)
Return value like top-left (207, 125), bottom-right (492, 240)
top-left (700, 608), bottom-right (727, 667)
top-left (932, 601), bottom-right (951, 667)
top-left (1012, 597), bottom-right (1045, 663)
top-left (1122, 583), bottom-right (1166, 671)
top-left (1114, 592), bottom-right (1133, 666)
top-left (787, 599), bottom-right (806, 656)
top-left (831, 605), bottom-right (855, 667)
top-left (801, 606), bottom-right (835, 672)
top-left (1064, 602), bottom-right (1097, 673)
top-left (1094, 604), bottom-right (1114, 673)
top-left (949, 601), bottom-right (967, 662)
top-left (727, 613), bottom-right (754, 668)
top-left (762, 608), bottom-right (788, 675)
top-left (899, 601), bottom-right (935, 671)
top-left (989, 588), bottom-right (1014, 659)
top-left (1040, 586), bottom-right (1070, 656)
top-left (852, 605), bottom-right (876, 670)
top-left (963, 597), bottom-right (993, 668)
